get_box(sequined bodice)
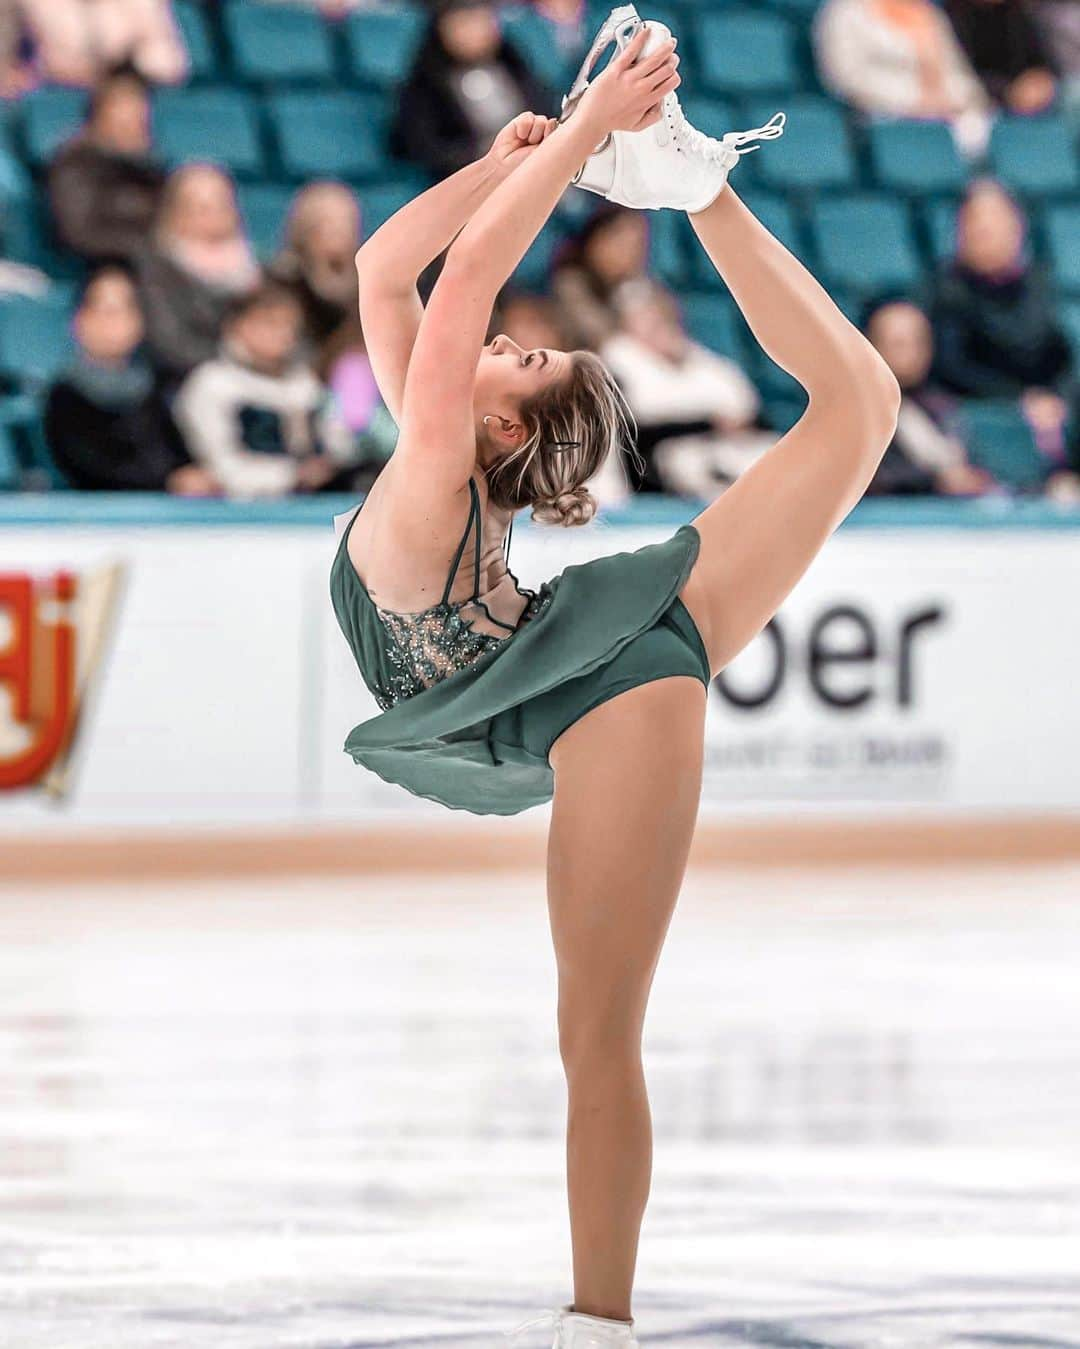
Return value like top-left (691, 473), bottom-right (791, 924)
top-left (334, 478), bottom-right (551, 713)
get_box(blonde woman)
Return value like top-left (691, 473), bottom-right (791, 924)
top-left (330, 10), bottom-right (899, 1346)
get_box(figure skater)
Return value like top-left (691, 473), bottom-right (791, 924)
top-left (330, 7), bottom-right (900, 1345)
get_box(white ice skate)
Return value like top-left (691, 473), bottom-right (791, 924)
top-left (506, 1302), bottom-right (639, 1347)
top-left (559, 3), bottom-right (786, 213)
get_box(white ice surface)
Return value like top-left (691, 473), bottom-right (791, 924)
top-left (0, 865), bottom-right (1078, 1347)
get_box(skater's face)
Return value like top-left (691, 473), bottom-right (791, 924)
top-left (477, 334), bottom-right (571, 414)
top-left (868, 302), bottom-right (932, 389)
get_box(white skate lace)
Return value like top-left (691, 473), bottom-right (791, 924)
top-left (672, 103), bottom-right (786, 163)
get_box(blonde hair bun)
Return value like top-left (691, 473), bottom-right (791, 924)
top-left (532, 486), bottom-right (598, 528)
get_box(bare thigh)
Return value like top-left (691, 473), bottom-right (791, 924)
top-left (678, 407), bottom-right (872, 677)
top-left (546, 677), bottom-right (706, 1030)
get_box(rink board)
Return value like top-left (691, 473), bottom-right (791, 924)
top-left (1, 501), bottom-right (1078, 831)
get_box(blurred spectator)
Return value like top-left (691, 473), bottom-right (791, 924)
top-left (48, 65), bottom-right (165, 267)
top-left (270, 181), bottom-right (362, 364)
top-left (1034, 0), bottom-right (1080, 117)
top-left (930, 180), bottom-right (1076, 468)
top-left (391, 0), bottom-right (552, 178)
top-left (814, 0), bottom-right (992, 154)
top-left (865, 297), bottom-right (992, 494)
top-left (43, 266), bottom-right (213, 494)
top-left (944, 0), bottom-right (1058, 113)
top-left (551, 205), bottom-right (649, 349)
top-left (135, 163), bottom-right (260, 384)
top-left (0, 2), bottom-right (34, 96)
top-left (16, 0), bottom-right (187, 87)
top-left (495, 287), bottom-right (572, 352)
top-left (529, 0), bottom-right (587, 58)
top-left (600, 278), bottom-right (776, 500)
top-left (172, 279), bottom-right (358, 499)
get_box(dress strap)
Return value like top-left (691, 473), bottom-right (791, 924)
top-left (441, 478), bottom-right (482, 606)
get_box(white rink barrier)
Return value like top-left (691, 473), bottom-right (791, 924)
top-left (2, 498), bottom-right (1079, 832)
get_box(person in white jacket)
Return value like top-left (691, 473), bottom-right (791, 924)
top-left (600, 277), bottom-right (776, 501)
top-left (173, 279), bottom-right (358, 500)
top-left (814, 0), bottom-right (993, 155)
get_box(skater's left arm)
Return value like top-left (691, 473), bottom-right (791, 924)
top-left (355, 114), bottom-right (558, 426)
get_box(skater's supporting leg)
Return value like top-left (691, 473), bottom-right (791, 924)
top-left (678, 188), bottom-right (901, 675)
top-left (546, 676), bottom-right (707, 1322)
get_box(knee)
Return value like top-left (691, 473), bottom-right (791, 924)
top-left (557, 981), bottom-right (646, 1081)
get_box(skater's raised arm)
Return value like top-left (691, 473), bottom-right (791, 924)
top-left (393, 28), bottom-right (679, 491)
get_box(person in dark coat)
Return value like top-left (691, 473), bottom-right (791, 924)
top-left (47, 65), bottom-right (166, 266)
top-left (391, 0), bottom-right (554, 179)
top-left (944, 0), bottom-right (1058, 112)
top-left (44, 266), bottom-right (218, 494)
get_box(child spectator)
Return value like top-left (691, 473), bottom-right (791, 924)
top-left (391, 0), bottom-right (553, 178)
top-left (814, 0), bottom-right (992, 154)
top-left (551, 205), bottom-right (650, 350)
top-left (865, 297), bottom-right (992, 494)
top-left (270, 181), bottom-right (362, 364)
top-left (17, 0), bottom-right (187, 87)
top-left (136, 163), bottom-right (260, 384)
top-left (600, 278), bottom-right (776, 500)
top-left (944, 0), bottom-right (1058, 114)
top-left (43, 266), bottom-right (213, 494)
top-left (172, 279), bottom-right (358, 500)
top-left (48, 65), bottom-right (165, 267)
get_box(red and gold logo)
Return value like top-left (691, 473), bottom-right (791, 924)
top-left (0, 564), bottom-right (124, 797)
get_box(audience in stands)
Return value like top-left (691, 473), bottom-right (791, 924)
top-left (1034, 0), bottom-right (1080, 118)
top-left (172, 279), bottom-right (358, 500)
top-left (865, 297), bottom-right (992, 494)
top-left (496, 288), bottom-right (573, 354)
top-left (814, 0), bottom-right (993, 154)
top-left (270, 181), bottom-right (362, 366)
top-left (136, 163), bottom-right (260, 384)
top-left (929, 180), bottom-right (1074, 410)
top-left (391, 0), bottom-right (553, 179)
top-left (48, 65), bottom-right (165, 267)
top-left (528, 0), bottom-right (587, 59)
top-left (43, 266), bottom-right (213, 494)
top-left (601, 278), bottom-right (776, 499)
top-left (551, 206), bottom-right (650, 350)
top-left (14, 0), bottom-right (187, 87)
top-left (944, 0), bottom-right (1058, 113)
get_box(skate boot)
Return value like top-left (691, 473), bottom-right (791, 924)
top-left (559, 3), bottom-right (786, 212)
top-left (506, 1302), bottom-right (639, 1347)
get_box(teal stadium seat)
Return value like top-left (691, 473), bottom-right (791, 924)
top-left (358, 176), bottom-right (432, 235)
top-left (512, 221), bottom-right (565, 290)
top-left (1044, 203), bottom-right (1080, 294)
top-left (868, 121), bottom-right (967, 196)
top-left (345, 6), bottom-right (427, 87)
top-left (153, 87), bottom-right (263, 176)
top-left (268, 91), bottom-right (384, 181)
top-left (236, 182), bottom-right (294, 260)
top-left (695, 10), bottom-right (797, 95)
top-left (924, 198), bottom-right (959, 263)
top-left (736, 189), bottom-right (805, 257)
top-left (989, 116), bottom-right (1080, 197)
top-left (224, 2), bottom-right (335, 83)
top-left (502, 7), bottom-right (592, 91)
top-left (0, 295), bottom-right (74, 389)
top-left (963, 399), bottom-right (1047, 491)
top-left (173, 1), bottom-right (217, 82)
top-left (679, 95), bottom-right (738, 140)
top-left (744, 96), bottom-right (854, 191)
top-left (21, 87), bottom-right (88, 166)
top-left (649, 211), bottom-right (692, 287)
top-left (810, 195), bottom-right (920, 294)
top-left (677, 292), bottom-right (745, 361)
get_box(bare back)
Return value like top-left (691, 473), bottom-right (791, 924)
top-left (345, 462), bottom-right (533, 638)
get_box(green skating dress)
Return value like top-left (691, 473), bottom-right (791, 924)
top-left (329, 477), bottom-right (710, 815)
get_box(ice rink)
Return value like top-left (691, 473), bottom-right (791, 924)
top-left (2, 863), bottom-right (1078, 1348)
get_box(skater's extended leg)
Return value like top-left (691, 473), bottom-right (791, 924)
top-left (546, 676), bottom-right (706, 1322)
top-left (677, 187), bottom-right (901, 674)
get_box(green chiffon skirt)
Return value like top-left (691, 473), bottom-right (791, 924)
top-left (334, 523), bottom-right (709, 816)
